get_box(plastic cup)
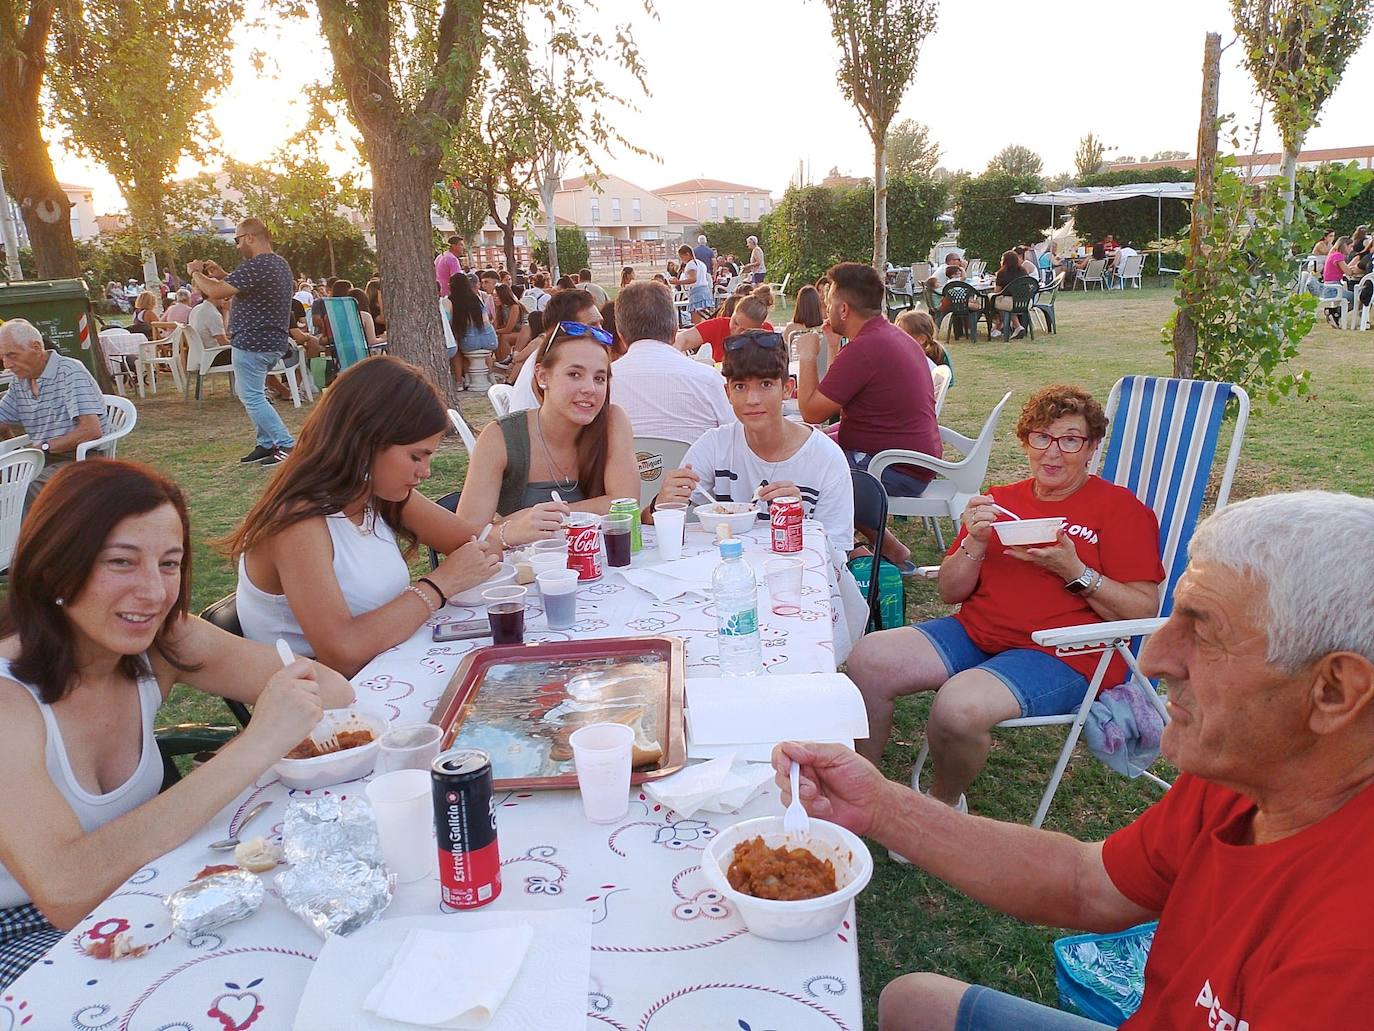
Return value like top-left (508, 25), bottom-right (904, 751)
top-left (569, 722), bottom-right (634, 823)
top-left (764, 557), bottom-right (804, 616)
top-left (484, 585), bottom-right (527, 645)
top-left (536, 568), bottom-right (580, 630)
top-left (378, 723), bottom-right (443, 773)
top-left (531, 537), bottom-right (568, 557)
top-left (602, 513), bottom-right (633, 567)
top-left (654, 503), bottom-right (687, 561)
top-left (529, 552), bottom-right (569, 577)
top-left (365, 769), bottom-right (434, 882)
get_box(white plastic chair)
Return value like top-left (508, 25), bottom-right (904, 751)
top-left (267, 345), bottom-right (314, 407)
top-left (1354, 272), bottom-right (1374, 331)
top-left (0, 449), bottom-right (42, 570)
top-left (931, 364), bottom-right (952, 417)
top-left (135, 335), bottom-right (184, 397)
top-left (632, 436), bottom-right (690, 511)
top-left (966, 259), bottom-right (987, 279)
top-left (76, 394), bottom-right (137, 460)
top-left (447, 407), bottom-right (477, 458)
top-left (98, 329), bottom-right (144, 397)
top-left (182, 320), bottom-right (234, 400)
top-left (911, 377), bottom-right (1250, 828)
top-left (762, 271), bottom-right (791, 301)
top-left (1319, 286), bottom-right (1354, 330)
top-left (1110, 253), bottom-right (1144, 290)
top-left (912, 261), bottom-right (932, 285)
top-left (867, 391), bottom-right (1013, 551)
top-left (487, 383), bottom-right (513, 418)
top-left (1075, 258), bottom-right (1108, 290)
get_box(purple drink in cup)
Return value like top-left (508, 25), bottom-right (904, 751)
top-left (603, 513), bottom-right (632, 568)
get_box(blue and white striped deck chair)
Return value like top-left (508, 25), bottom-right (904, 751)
top-left (321, 296), bottom-right (369, 371)
top-left (947, 376), bottom-right (1247, 828)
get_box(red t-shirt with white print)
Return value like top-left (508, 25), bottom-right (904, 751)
top-left (1104, 772), bottom-right (1374, 1029)
top-left (948, 475), bottom-right (1164, 685)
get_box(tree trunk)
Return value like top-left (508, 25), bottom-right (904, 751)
top-left (0, 110), bottom-right (78, 280)
top-left (502, 223), bottom-right (516, 275)
top-left (369, 134), bottom-right (453, 397)
top-left (539, 177), bottom-right (559, 280)
top-left (1173, 32), bottom-right (1221, 380)
top-left (1280, 136), bottom-right (1301, 226)
top-left (872, 129), bottom-right (888, 271)
top-left (327, 235), bottom-right (337, 278)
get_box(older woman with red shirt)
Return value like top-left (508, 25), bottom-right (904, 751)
top-left (847, 385), bottom-right (1165, 811)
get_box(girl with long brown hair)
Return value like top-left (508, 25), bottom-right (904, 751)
top-left (0, 461), bottom-right (351, 986)
top-left (227, 356), bottom-right (500, 677)
top-left (458, 321), bottom-right (638, 542)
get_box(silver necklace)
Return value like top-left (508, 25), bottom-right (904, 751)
top-left (533, 410), bottom-right (578, 492)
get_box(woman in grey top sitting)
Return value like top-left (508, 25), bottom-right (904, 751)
top-left (458, 321), bottom-right (638, 547)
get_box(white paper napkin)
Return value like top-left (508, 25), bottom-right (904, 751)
top-left (685, 673), bottom-right (869, 760)
top-left (642, 753), bottom-right (775, 817)
top-left (293, 909), bottom-right (590, 1031)
top-left (363, 925), bottom-right (533, 1028)
top-left (619, 552), bottom-right (774, 603)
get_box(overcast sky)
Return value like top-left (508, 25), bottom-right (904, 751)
top-left (52, 0), bottom-right (1374, 213)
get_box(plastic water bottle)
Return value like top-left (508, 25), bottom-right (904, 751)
top-left (712, 538), bottom-right (761, 676)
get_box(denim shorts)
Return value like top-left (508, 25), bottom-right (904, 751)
top-left (688, 286), bottom-right (714, 312)
top-left (843, 449), bottom-right (930, 499)
top-left (458, 323), bottom-right (498, 354)
top-left (913, 616), bottom-right (1090, 718)
top-left (956, 985), bottom-right (1111, 1030)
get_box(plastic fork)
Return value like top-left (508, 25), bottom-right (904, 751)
top-left (782, 761), bottom-right (810, 839)
top-left (277, 638), bottom-right (337, 754)
top-left (990, 503), bottom-right (1022, 521)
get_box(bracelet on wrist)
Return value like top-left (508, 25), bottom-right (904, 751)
top-left (959, 540), bottom-right (985, 562)
top-left (498, 522), bottom-right (512, 551)
top-left (1084, 569), bottom-right (1106, 597)
top-left (405, 583), bottom-right (438, 615)
top-left (416, 576), bottom-right (447, 608)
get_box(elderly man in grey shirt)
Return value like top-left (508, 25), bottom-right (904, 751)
top-left (0, 319), bottom-right (108, 504)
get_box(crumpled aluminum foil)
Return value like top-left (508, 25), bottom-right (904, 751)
top-left (275, 795), bottom-right (393, 938)
top-left (165, 869), bottom-right (264, 940)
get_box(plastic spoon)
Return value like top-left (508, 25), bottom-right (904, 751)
top-left (990, 503), bottom-right (1022, 521)
top-left (208, 800), bottom-right (272, 851)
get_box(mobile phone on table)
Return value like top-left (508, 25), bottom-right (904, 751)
top-left (432, 618), bottom-right (490, 642)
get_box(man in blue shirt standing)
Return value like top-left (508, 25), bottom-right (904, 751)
top-left (693, 234), bottom-right (715, 275)
top-left (188, 217), bottom-right (297, 466)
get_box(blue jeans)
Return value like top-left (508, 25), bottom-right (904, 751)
top-left (956, 986), bottom-right (1110, 1030)
top-left (232, 347), bottom-right (295, 449)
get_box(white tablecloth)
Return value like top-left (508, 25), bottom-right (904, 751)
top-left (5, 520), bottom-right (863, 1030)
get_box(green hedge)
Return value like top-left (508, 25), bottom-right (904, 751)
top-left (697, 218), bottom-right (760, 263)
top-left (1072, 167), bottom-right (1194, 248)
top-left (533, 226), bottom-right (589, 278)
top-left (760, 174), bottom-right (947, 287)
top-left (1329, 173), bottom-right (1374, 239)
top-left (951, 172), bottom-right (1050, 264)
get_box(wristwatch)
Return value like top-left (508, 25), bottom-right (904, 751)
top-left (1065, 566), bottom-right (1099, 595)
top-left (38, 441), bottom-right (49, 454)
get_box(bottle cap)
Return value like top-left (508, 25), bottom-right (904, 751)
top-left (718, 538), bottom-right (743, 559)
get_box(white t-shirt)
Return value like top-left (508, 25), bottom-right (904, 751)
top-left (750, 246), bottom-right (766, 275)
top-left (509, 355), bottom-right (539, 413)
top-left (1114, 246), bottom-right (1139, 267)
top-left (521, 287), bottom-right (550, 313)
top-left (682, 259), bottom-right (711, 292)
top-left (188, 300), bottom-right (227, 350)
top-left (682, 421), bottom-right (854, 554)
top-left (612, 340), bottom-right (735, 442)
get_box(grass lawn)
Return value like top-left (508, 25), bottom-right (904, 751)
top-left (118, 282), bottom-right (1372, 1025)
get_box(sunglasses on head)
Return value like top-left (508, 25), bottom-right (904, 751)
top-left (724, 330), bottom-right (784, 351)
top-left (553, 321), bottom-right (614, 346)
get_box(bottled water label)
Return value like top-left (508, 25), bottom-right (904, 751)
top-left (720, 608), bottom-right (758, 637)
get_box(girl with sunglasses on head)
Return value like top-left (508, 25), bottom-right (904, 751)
top-left (458, 321), bottom-right (639, 547)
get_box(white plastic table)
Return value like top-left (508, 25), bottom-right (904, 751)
top-left (5, 520), bottom-right (864, 1030)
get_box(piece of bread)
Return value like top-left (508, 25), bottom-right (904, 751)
top-left (514, 561), bottom-right (536, 585)
top-left (234, 836), bottom-right (282, 873)
top-left (632, 740), bottom-right (663, 768)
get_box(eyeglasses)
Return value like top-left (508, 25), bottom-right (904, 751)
top-left (233, 234), bottom-right (249, 244)
top-left (1025, 431), bottom-right (1090, 454)
top-left (724, 330), bottom-right (784, 351)
top-left (553, 321), bottom-right (613, 346)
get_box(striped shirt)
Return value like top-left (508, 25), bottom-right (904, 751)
top-left (0, 351), bottom-right (107, 448)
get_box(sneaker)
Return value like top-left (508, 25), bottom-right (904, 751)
top-left (896, 560), bottom-right (919, 577)
top-left (240, 445), bottom-right (276, 464)
top-left (1011, 327), bottom-right (1028, 340)
top-left (259, 448), bottom-right (290, 467)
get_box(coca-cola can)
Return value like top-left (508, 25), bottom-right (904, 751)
top-left (565, 513), bottom-right (603, 581)
top-left (770, 496), bottom-right (804, 553)
top-left (432, 748), bottom-right (501, 909)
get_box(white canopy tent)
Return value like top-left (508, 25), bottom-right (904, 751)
top-left (1015, 182), bottom-right (1195, 273)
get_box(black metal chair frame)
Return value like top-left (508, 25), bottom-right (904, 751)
top-left (993, 275), bottom-right (1040, 340)
top-left (428, 489), bottom-right (462, 570)
top-left (849, 468), bottom-right (891, 634)
top-left (940, 281), bottom-right (984, 343)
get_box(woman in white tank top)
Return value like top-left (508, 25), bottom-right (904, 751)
top-left (0, 461), bottom-right (354, 988)
top-left (228, 356), bottom-right (502, 677)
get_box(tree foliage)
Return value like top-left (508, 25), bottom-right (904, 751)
top-left (1165, 157), bottom-right (1368, 403)
top-left (1231, 0), bottom-right (1374, 220)
top-left (698, 218), bottom-right (761, 262)
top-left (761, 173), bottom-right (947, 286)
top-left (1074, 133), bottom-right (1110, 178)
top-left (822, 0), bottom-right (938, 269)
top-left (887, 119), bottom-right (941, 178)
top-left (49, 0), bottom-right (243, 271)
top-left (987, 144), bottom-right (1044, 178)
top-left (79, 230), bottom-right (237, 301)
top-left (433, 179), bottom-right (489, 246)
top-left (1073, 167), bottom-right (1195, 248)
top-left (951, 171), bottom-right (1049, 262)
top-left (532, 225), bottom-right (587, 275)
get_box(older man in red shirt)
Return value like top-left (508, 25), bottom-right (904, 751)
top-left (773, 490), bottom-right (1374, 1031)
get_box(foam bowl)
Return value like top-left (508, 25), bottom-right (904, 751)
top-left (451, 562), bottom-right (517, 606)
top-left (273, 705), bottom-right (388, 791)
top-left (991, 516), bottom-right (1064, 547)
top-left (693, 502), bottom-right (760, 537)
top-left (700, 815), bottom-right (873, 941)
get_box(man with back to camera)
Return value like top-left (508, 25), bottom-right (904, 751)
top-left (188, 216), bottom-right (297, 467)
top-left (772, 490), bottom-right (1374, 1030)
top-left (577, 268), bottom-right (608, 308)
top-left (694, 233), bottom-right (715, 273)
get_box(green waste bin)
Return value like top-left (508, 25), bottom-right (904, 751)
top-left (0, 279), bottom-right (111, 390)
